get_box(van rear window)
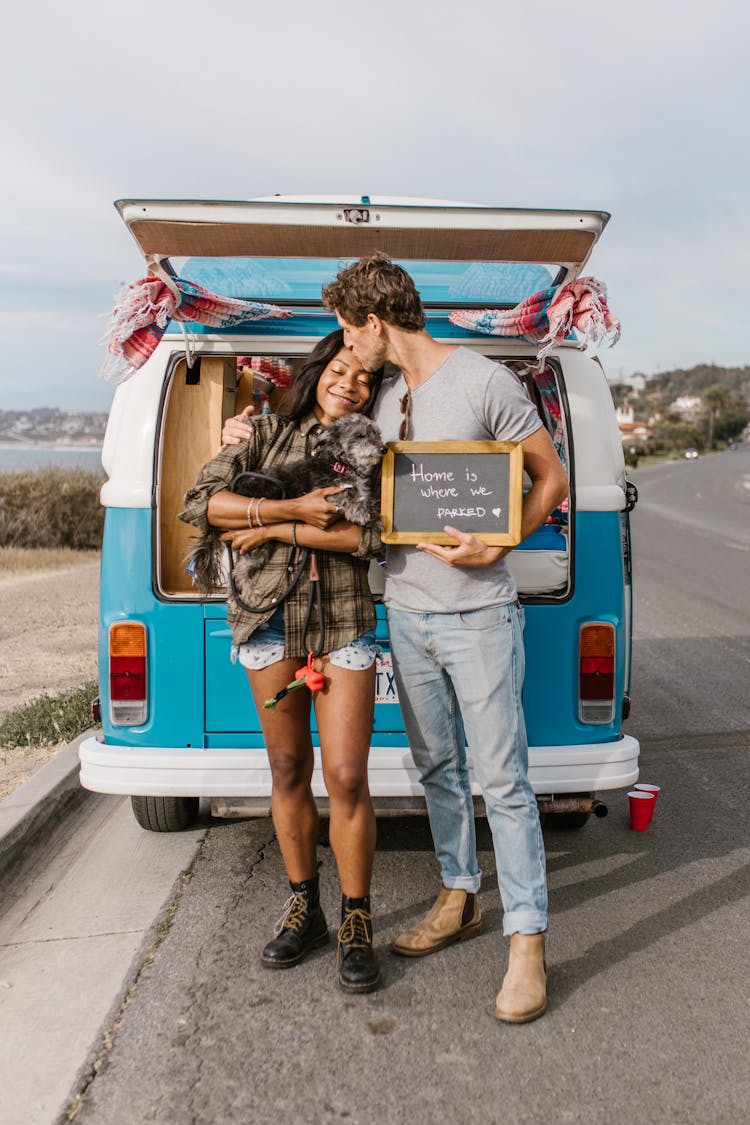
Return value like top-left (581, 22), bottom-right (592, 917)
top-left (168, 257), bottom-right (562, 308)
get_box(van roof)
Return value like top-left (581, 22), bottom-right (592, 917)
top-left (115, 197), bottom-right (610, 307)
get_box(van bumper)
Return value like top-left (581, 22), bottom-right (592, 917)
top-left (79, 734), bottom-right (639, 801)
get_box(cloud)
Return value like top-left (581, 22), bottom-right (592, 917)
top-left (1, 0), bottom-right (748, 406)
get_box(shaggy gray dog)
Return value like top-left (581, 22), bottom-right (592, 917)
top-left (188, 413), bottom-right (386, 603)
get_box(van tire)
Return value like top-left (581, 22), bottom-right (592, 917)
top-left (131, 796), bottom-right (200, 832)
top-left (541, 811), bottom-right (591, 830)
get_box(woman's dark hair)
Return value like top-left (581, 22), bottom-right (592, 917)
top-left (285, 329), bottom-right (384, 422)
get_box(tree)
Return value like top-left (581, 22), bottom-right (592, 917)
top-left (650, 415), bottom-right (703, 455)
top-left (701, 385), bottom-right (749, 449)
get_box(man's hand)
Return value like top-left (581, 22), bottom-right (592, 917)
top-left (220, 526), bottom-right (268, 555)
top-left (220, 405), bottom-right (255, 448)
top-left (417, 525), bottom-right (509, 568)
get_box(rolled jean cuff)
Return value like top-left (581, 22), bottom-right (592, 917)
top-left (442, 873), bottom-right (482, 894)
top-left (502, 910), bottom-right (548, 937)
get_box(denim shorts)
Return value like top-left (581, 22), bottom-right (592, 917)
top-left (233, 606), bottom-right (379, 671)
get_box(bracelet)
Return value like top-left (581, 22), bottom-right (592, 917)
top-left (247, 500), bottom-right (254, 527)
top-left (291, 521), bottom-right (298, 548)
top-left (256, 498), bottom-right (265, 527)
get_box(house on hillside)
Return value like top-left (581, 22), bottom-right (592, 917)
top-left (618, 420), bottom-right (652, 445)
top-left (670, 395), bottom-right (703, 421)
top-left (616, 403), bottom-right (652, 449)
top-left (616, 373), bottom-right (648, 392)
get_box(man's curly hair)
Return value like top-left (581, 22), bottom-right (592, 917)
top-left (322, 251), bottom-right (426, 332)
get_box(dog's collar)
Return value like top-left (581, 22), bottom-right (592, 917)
top-left (309, 446), bottom-right (351, 475)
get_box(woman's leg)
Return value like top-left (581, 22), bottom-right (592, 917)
top-left (315, 659), bottom-right (381, 992)
top-left (245, 658), bottom-right (319, 883)
top-left (313, 660), bottom-right (376, 898)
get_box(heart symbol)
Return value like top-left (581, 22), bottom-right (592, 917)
top-left (492, 507), bottom-right (502, 518)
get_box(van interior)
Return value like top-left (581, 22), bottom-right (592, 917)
top-left (155, 353), bottom-right (571, 601)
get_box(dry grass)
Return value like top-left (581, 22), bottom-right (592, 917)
top-left (0, 680), bottom-right (99, 750)
top-left (0, 546), bottom-right (100, 579)
top-left (0, 466), bottom-right (104, 549)
top-left (0, 680), bottom-right (99, 799)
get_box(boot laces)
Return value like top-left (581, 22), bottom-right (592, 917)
top-left (336, 908), bottom-right (373, 964)
top-left (273, 892), bottom-right (309, 936)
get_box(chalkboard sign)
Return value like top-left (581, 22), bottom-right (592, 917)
top-left (381, 441), bottom-right (524, 545)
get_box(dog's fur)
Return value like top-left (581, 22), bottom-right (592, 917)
top-left (188, 413), bottom-right (386, 603)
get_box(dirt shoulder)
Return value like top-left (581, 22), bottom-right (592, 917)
top-left (0, 558), bottom-right (99, 798)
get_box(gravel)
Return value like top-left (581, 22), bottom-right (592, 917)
top-left (0, 560), bottom-right (99, 798)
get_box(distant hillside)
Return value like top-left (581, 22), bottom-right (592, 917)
top-left (645, 364), bottom-right (750, 404)
top-left (0, 408), bottom-right (107, 445)
top-left (609, 363), bottom-right (749, 460)
top-left (611, 364), bottom-right (750, 406)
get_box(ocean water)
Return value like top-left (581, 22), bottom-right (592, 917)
top-left (0, 446), bottom-right (103, 472)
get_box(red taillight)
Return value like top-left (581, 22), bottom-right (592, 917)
top-left (110, 655), bottom-right (146, 700)
top-left (109, 622), bottom-right (148, 726)
top-left (579, 623), bottom-right (615, 724)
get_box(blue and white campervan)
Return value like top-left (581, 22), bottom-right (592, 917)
top-left (79, 197), bottom-right (639, 831)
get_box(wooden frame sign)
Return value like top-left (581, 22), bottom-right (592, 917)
top-left (381, 441), bottom-right (524, 546)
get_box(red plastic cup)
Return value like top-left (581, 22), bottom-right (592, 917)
top-left (628, 790), bottom-right (655, 831)
top-left (634, 783), bottom-right (660, 805)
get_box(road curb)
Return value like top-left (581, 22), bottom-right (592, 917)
top-left (0, 728), bottom-right (97, 894)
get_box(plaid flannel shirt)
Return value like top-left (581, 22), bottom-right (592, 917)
top-left (179, 412), bottom-right (382, 655)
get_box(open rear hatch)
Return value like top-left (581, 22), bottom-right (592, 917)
top-left (115, 197), bottom-right (609, 306)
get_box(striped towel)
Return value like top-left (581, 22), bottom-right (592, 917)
top-left (100, 276), bottom-right (291, 385)
top-left (449, 276), bottom-right (620, 363)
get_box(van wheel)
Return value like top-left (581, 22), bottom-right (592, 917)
top-left (131, 796), bottom-right (200, 832)
top-left (541, 811), bottom-right (591, 830)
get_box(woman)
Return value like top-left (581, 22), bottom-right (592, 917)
top-left (180, 330), bottom-right (384, 993)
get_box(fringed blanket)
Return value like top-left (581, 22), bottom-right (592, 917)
top-left (100, 276), bottom-right (292, 385)
top-left (449, 276), bottom-right (620, 363)
top-left (237, 355), bottom-right (293, 389)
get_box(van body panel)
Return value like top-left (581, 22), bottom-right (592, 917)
top-left (99, 508), bottom-right (206, 747)
top-left (100, 352), bottom-right (165, 508)
top-left (563, 350), bottom-right (627, 495)
top-left (521, 511), bottom-right (627, 745)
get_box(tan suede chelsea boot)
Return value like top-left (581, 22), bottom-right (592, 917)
top-left (495, 933), bottom-right (548, 1023)
top-left (392, 887), bottom-right (481, 957)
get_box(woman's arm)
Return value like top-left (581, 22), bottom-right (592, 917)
top-left (180, 445), bottom-right (250, 535)
top-left (221, 519), bottom-right (362, 556)
top-left (207, 485), bottom-right (354, 532)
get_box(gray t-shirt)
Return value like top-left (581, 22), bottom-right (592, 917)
top-left (373, 346), bottom-right (542, 613)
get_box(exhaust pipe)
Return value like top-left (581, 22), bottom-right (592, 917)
top-left (537, 796), bottom-right (608, 818)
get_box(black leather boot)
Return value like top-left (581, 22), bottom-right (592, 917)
top-left (261, 875), bottom-right (329, 968)
top-left (337, 895), bottom-right (382, 993)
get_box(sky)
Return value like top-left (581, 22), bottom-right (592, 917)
top-left (1, 0), bottom-right (748, 411)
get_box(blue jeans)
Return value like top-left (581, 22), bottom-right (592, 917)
top-left (387, 603), bottom-right (548, 935)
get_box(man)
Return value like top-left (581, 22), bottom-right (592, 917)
top-left (321, 253), bottom-right (568, 1023)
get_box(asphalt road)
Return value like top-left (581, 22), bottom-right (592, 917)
top-left (12, 448), bottom-right (750, 1125)
top-left (628, 444), bottom-right (750, 744)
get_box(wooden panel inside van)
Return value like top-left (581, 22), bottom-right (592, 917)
top-left (159, 357), bottom-right (237, 595)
